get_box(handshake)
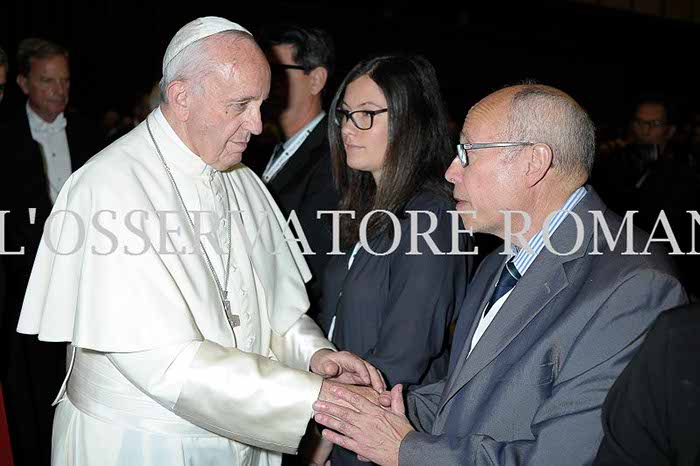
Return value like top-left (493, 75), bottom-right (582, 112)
top-left (306, 349), bottom-right (415, 466)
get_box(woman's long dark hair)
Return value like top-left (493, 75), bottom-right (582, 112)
top-left (328, 54), bottom-right (454, 248)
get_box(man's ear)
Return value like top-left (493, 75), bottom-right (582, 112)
top-left (16, 74), bottom-right (29, 96)
top-left (309, 67), bottom-right (328, 96)
top-left (524, 143), bottom-right (553, 187)
top-left (166, 80), bottom-right (191, 121)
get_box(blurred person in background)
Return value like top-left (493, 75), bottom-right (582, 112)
top-left (0, 37), bottom-right (101, 466)
top-left (256, 25), bottom-right (339, 320)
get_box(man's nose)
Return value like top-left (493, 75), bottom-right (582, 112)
top-left (445, 157), bottom-right (461, 184)
top-left (51, 81), bottom-right (68, 97)
top-left (247, 106), bottom-right (263, 135)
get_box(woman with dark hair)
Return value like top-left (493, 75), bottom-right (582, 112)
top-left (312, 55), bottom-right (469, 466)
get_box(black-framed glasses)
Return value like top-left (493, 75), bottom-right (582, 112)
top-left (632, 118), bottom-right (667, 129)
top-left (334, 108), bottom-right (388, 130)
top-left (456, 142), bottom-right (534, 167)
top-left (271, 63), bottom-right (307, 72)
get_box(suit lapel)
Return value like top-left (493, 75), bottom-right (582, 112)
top-left (329, 244), bottom-right (367, 344)
top-left (15, 113), bottom-right (51, 202)
top-left (17, 111), bottom-right (44, 165)
top-left (443, 255), bottom-right (570, 406)
top-left (448, 257), bottom-right (502, 373)
top-left (65, 115), bottom-right (77, 169)
top-left (65, 114), bottom-right (91, 170)
top-left (268, 118), bottom-right (327, 192)
top-left (441, 189), bottom-right (601, 409)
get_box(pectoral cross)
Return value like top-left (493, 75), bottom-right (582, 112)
top-left (223, 291), bottom-right (240, 328)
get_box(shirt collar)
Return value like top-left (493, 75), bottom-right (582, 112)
top-left (26, 101), bottom-right (67, 135)
top-left (510, 185), bottom-right (588, 276)
top-left (282, 111), bottom-right (325, 150)
top-left (151, 106), bottom-right (211, 177)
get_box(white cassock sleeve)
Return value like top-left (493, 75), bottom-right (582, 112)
top-left (107, 315), bottom-right (333, 454)
top-left (270, 314), bottom-right (336, 371)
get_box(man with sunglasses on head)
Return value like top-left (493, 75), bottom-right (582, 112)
top-left (254, 25), bottom-right (339, 322)
top-left (311, 83), bottom-right (687, 466)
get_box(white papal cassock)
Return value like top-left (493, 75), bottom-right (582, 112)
top-left (17, 108), bottom-right (334, 466)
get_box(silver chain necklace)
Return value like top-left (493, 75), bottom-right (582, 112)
top-left (146, 119), bottom-right (240, 339)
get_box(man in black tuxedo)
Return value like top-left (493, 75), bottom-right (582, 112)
top-left (0, 37), bottom-right (101, 466)
top-left (257, 26), bottom-right (339, 319)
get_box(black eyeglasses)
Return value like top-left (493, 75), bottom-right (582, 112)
top-left (456, 142), bottom-right (534, 167)
top-left (271, 63), bottom-right (307, 72)
top-left (632, 118), bottom-right (667, 129)
top-left (334, 108), bottom-right (388, 130)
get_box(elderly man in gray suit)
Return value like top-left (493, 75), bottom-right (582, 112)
top-left (311, 83), bottom-right (688, 465)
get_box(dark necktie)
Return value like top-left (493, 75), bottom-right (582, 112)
top-left (483, 258), bottom-right (521, 317)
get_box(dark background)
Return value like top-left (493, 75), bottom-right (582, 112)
top-left (0, 1), bottom-right (698, 132)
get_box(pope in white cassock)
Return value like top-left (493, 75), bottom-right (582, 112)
top-left (15, 17), bottom-right (385, 466)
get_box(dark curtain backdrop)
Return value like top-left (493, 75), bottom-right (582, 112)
top-left (0, 1), bottom-right (697, 130)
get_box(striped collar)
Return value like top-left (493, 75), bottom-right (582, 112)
top-left (510, 186), bottom-right (588, 276)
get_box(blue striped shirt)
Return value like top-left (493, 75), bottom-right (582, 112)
top-left (510, 186), bottom-right (588, 276)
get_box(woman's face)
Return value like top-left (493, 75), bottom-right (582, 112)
top-left (339, 75), bottom-right (389, 184)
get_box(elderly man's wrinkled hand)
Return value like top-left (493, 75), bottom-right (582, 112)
top-left (317, 379), bottom-right (383, 412)
top-left (310, 349), bottom-right (385, 393)
top-left (313, 384), bottom-right (413, 466)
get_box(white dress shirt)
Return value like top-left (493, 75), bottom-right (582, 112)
top-left (262, 112), bottom-right (325, 183)
top-left (468, 186), bottom-right (589, 356)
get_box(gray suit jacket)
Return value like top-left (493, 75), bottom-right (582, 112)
top-left (400, 187), bottom-right (687, 466)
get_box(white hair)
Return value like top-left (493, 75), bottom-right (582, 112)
top-left (159, 30), bottom-right (251, 104)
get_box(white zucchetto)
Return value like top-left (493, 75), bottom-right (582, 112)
top-left (162, 16), bottom-right (251, 73)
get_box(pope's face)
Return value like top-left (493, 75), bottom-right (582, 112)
top-left (184, 38), bottom-right (270, 171)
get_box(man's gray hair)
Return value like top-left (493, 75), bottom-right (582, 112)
top-left (0, 46), bottom-right (7, 68)
top-left (505, 85), bottom-right (595, 178)
top-left (159, 30), bottom-right (251, 104)
top-left (17, 38), bottom-right (68, 76)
